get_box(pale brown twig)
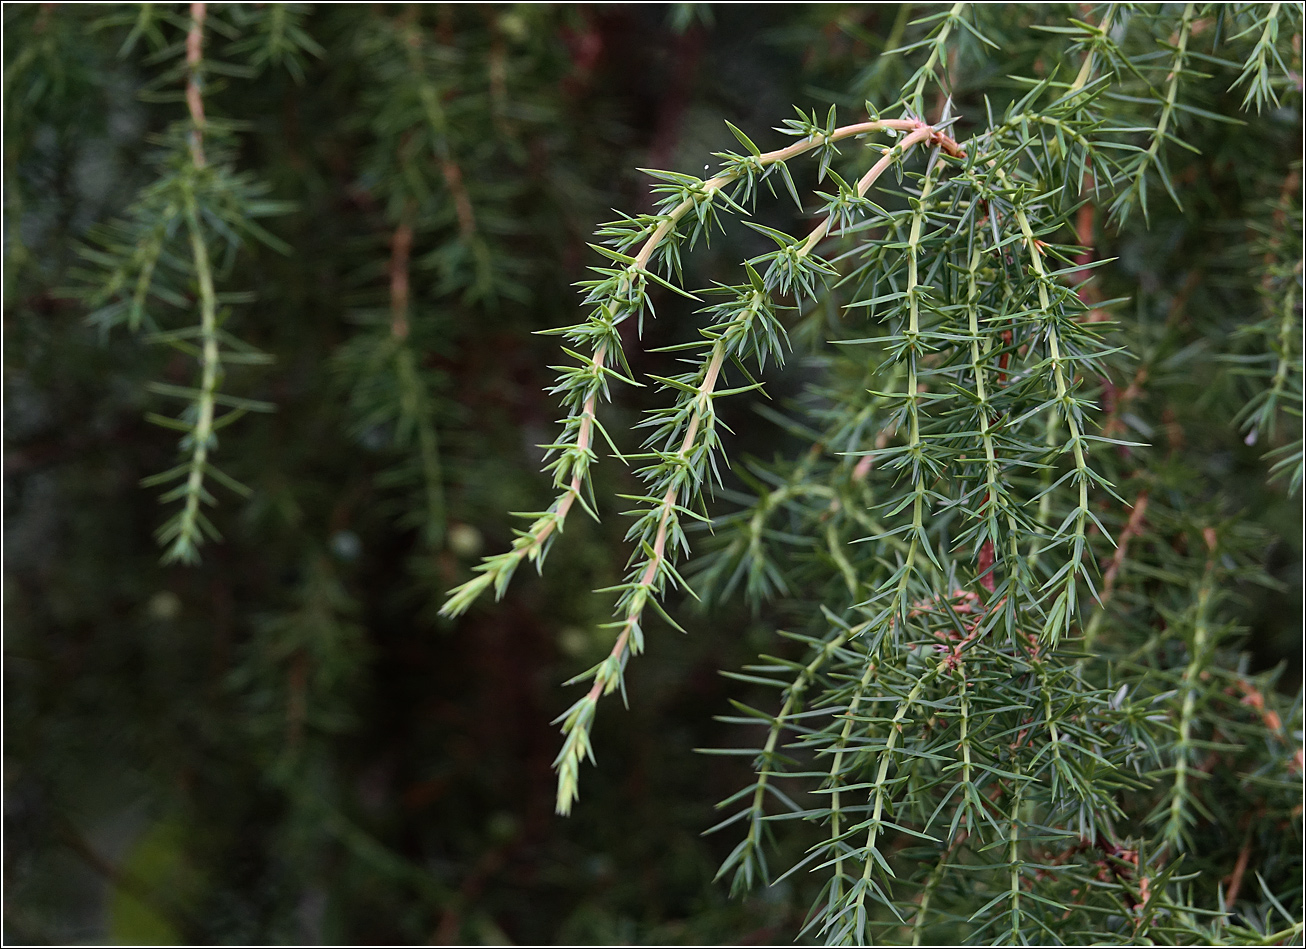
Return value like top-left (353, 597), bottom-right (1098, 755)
top-left (1224, 832), bottom-right (1253, 906)
top-left (186, 3), bottom-right (207, 169)
top-left (389, 202), bottom-right (416, 340)
top-left (1101, 489), bottom-right (1149, 605)
top-left (439, 159), bottom-right (477, 239)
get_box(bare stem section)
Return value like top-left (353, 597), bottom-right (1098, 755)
top-left (186, 2), bottom-right (207, 168)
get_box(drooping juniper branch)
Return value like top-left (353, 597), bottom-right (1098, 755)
top-left (1001, 168), bottom-right (1099, 641)
top-left (159, 2), bottom-right (221, 564)
top-left (551, 125), bottom-right (951, 815)
top-left (846, 663), bottom-right (941, 944)
top-left (441, 119), bottom-right (961, 620)
top-left (1161, 528), bottom-right (1219, 850)
top-left (964, 243), bottom-right (1022, 596)
top-left (164, 192), bottom-right (220, 564)
top-left (381, 200), bottom-right (446, 545)
top-left (826, 642), bottom-right (881, 905)
top-left (711, 620), bottom-right (862, 894)
top-left (889, 149), bottom-right (945, 615)
top-left (1121, 3), bottom-right (1196, 220)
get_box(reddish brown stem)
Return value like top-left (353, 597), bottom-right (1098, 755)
top-left (1071, 182), bottom-right (1109, 321)
top-left (390, 203), bottom-right (416, 340)
top-left (1100, 490), bottom-right (1149, 605)
top-left (440, 158), bottom-right (477, 239)
top-left (1224, 833), bottom-right (1253, 905)
top-left (186, 3), bottom-right (207, 169)
top-left (977, 534), bottom-right (996, 592)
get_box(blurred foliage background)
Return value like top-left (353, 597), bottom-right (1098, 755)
top-left (3, 3), bottom-right (1300, 945)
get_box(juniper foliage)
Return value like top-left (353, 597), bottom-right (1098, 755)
top-left (443, 3), bottom-right (1304, 944)
top-left (5, 3), bottom-right (1301, 945)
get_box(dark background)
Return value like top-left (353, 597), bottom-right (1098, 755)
top-left (3, 5), bottom-right (894, 943)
